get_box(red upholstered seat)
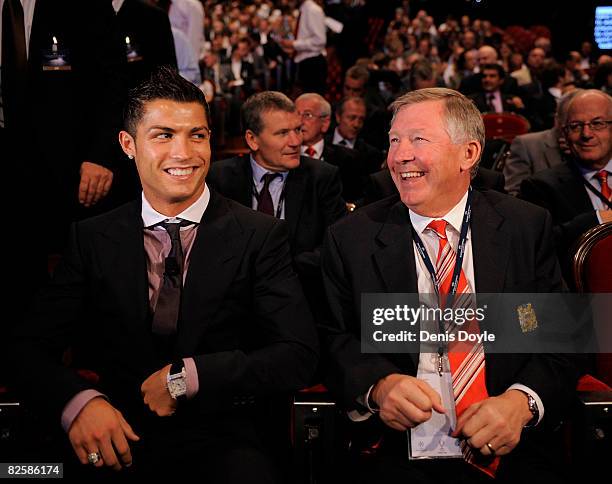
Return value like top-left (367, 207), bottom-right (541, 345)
top-left (573, 222), bottom-right (612, 387)
top-left (482, 112), bottom-right (530, 144)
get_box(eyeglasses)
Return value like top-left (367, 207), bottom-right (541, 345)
top-left (299, 112), bottom-right (329, 121)
top-left (564, 119), bottom-right (612, 134)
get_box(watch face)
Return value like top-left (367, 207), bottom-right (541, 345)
top-left (168, 375), bottom-right (187, 398)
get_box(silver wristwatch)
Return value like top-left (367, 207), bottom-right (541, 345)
top-left (523, 392), bottom-right (539, 427)
top-left (166, 361), bottom-right (187, 401)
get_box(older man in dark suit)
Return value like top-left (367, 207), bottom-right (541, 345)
top-left (11, 68), bottom-right (318, 481)
top-left (320, 88), bottom-right (577, 483)
top-left (520, 89), bottom-right (612, 287)
top-left (295, 92), bottom-right (366, 204)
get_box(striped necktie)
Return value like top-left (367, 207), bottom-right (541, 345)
top-left (427, 219), bottom-right (499, 477)
top-left (595, 170), bottom-right (611, 201)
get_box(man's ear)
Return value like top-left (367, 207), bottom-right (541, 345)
top-left (321, 115), bottom-right (331, 134)
top-left (244, 129), bottom-right (259, 152)
top-left (460, 140), bottom-right (482, 173)
top-left (118, 131), bottom-right (136, 159)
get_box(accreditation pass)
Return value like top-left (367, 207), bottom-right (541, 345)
top-left (408, 370), bottom-right (463, 459)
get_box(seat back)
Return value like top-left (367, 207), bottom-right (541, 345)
top-left (482, 112), bottom-right (530, 144)
top-left (573, 222), bottom-right (612, 387)
top-left (573, 223), bottom-right (612, 293)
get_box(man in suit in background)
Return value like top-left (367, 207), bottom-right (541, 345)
top-left (520, 89), bottom-right (612, 287)
top-left (504, 90), bottom-right (581, 196)
top-left (207, 91), bottom-right (347, 318)
top-left (330, 96), bottom-right (385, 175)
top-left (320, 88), bottom-right (577, 482)
top-left (468, 64), bottom-right (526, 115)
top-left (296, 92), bottom-right (366, 204)
top-left (10, 67), bottom-right (318, 480)
top-left (278, 0), bottom-right (327, 95)
top-left (1, 0), bottom-right (126, 375)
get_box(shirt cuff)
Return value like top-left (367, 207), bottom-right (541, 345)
top-left (596, 211), bottom-right (603, 223)
top-left (61, 390), bottom-right (106, 433)
top-left (347, 384), bottom-right (377, 422)
top-left (507, 383), bottom-right (544, 426)
top-left (183, 357), bottom-right (199, 399)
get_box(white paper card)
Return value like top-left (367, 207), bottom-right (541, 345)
top-left (409, 372), bottom-right (462, 459)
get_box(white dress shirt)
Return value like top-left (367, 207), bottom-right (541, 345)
top-left (250, 156), bottom-right (289, 219)
top-left (354, 190), bottom-right (544, 425)
top-left (301, 138), bottom-right (324, 159)
top-left (332, 127), bottom-right (354, 149)
top-left (293, 0), bottom-right (326, 64)
top-left (169, 0), bottom-right (205, 60)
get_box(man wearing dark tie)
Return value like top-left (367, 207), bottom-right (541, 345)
top-left (320, 88), bottom-right (577, 482)
top-left (207, 90), bottom-right (347, 319)
top-left (10, 67), bottom-right (318, 480)
top-left (0, 0), bottom-right (126, 377)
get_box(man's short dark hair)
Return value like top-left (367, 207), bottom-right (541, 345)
top-left (124, 66), bottom-right (210, 137)
top-left (481, 63), bottom-right (505, 78)
top-left (241, 91), bottom-right (295, 135)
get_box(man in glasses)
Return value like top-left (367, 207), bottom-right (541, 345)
top-left (296, 92), bottom-right (366, 203)
top-left (520, 89), bottom-right (612, 288)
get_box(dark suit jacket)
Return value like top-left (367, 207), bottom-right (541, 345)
top-left (207, 156), bottom-right (348, 278)
top-left (5, 0), bottom-right (127, 263)
top-left (115, 0), bottom-right (177, 88)
top-left (320, 190), bottom-right (577, 474)
top-left (11, 192), bottom-right (318, 467)
top-left (469, 91), bottom-right (525, 114)
top-left (363, 167), bottom-right (506, 205)
top-left (320, 141), bottom-right (366, 202)
top-left (325, 134), bottom-right (386, 176)
top-left (519, 161), bottom-right (600, 287)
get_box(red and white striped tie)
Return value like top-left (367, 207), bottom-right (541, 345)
top-left (426, 219), bottom-right (499, 477)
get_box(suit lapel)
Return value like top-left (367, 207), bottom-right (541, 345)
top-left (557, 162), bottom-right (594, 214)
top-left (96, 201), bottom-right (151, 337)
top-left (373, 201), bottom-right (418, 293)
top-left (373, 201), bottom-right (419, 368)
top-left (542, 130), bottom-right (561, 169)
top-left (228, 156), bottom-right (253, 208)
top-left (177, 191), bottom-right (251, 353)
top-left (284, 160), bottom-right (306, 241)
top-left (471, 190), bottom-right (510, 293)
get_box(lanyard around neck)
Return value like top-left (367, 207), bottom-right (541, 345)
top-left (411, 187), bottom-right (473, 309)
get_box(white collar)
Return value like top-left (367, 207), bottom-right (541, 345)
top-left (141, 184), bottom-right (210, 228)
top-left (409, 189), bottom-right (470, 236)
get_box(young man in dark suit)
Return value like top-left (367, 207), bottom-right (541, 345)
top-left (10, 67), bottom-right (318, 481)
top-left (320, 88), bottom-right (577, 482)
top-left (207, 91), bottom-right (347, 316)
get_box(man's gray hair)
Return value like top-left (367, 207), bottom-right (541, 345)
top-left (295, 93), bottom-right (331, 117)
top-left (389, 88), bottom-right (485, 175)
top-left (241, 91), bottom-right (295, 134)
